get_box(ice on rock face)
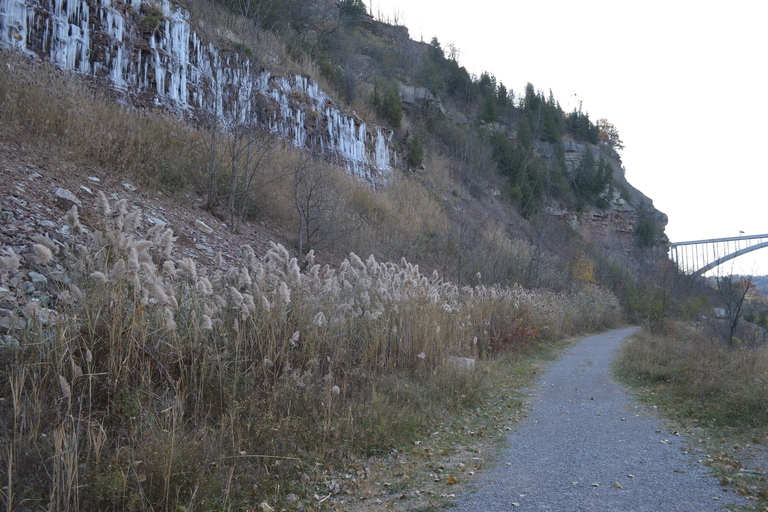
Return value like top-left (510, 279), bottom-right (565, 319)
top-left (0, 0), bottom-right (393, 181)
top-left (0, 0), bottom-right (28, 49)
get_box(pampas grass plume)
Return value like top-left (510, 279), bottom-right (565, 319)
top-left (33, 243), bottom-right (53, 265)
top-left (96, 191), bottom-right (111, 216)
top-left (279, 281), bottom-right (290, 305)
top-left (163, 306), bottom-right (177, 331)
top-left (89, 271), bottom-right (108, 285)
top-left (0, 247), bottom-right (20, 273)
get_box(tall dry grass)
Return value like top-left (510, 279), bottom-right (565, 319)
top-left (0, 50), bottom-right (207, 188)
top-left (0, 195), bottom-right (621, 510)
top-left (615, 324), bottom-right (768, 430)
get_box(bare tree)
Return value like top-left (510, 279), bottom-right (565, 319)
top-left (224, 94), bottom-right (277, 231)
top-left (293, 155), bottom-right (349, 266)
top-left (714, 270), bottom-right (754, 343)
top-left (216, 70), bottom-right (280, 232)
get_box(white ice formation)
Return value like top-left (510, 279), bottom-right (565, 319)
top-left (0, 0), bottom-right (394, 181)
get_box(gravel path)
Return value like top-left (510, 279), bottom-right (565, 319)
top-left (458, 327), bottom-right (747, 512)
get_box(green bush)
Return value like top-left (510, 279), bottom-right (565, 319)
top-left (339, 0), bottom-right (367, 21)
top-left (408, 134), bottom-right (424, 168)
top-left (372, 79), bottom-right (402, 128)
top-left (635, 217), bottom-right (656, 247)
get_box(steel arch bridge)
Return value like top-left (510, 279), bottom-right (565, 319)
top-left (669, 234), bottom-right (768, 276)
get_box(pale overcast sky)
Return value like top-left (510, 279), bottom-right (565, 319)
top-left (370, 0), bottom-right (768, 274)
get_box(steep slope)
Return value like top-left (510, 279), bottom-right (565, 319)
top-left (0, 0), bottom-right (668, 281)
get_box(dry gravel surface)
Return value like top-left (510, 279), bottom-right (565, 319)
top-left (457, 327), bottom-right (748, 512)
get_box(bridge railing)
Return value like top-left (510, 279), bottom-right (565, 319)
top-left (669, 234), bottom-right (768, 276)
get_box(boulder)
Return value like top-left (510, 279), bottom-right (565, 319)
top-left (446, 356), bottom-right (476, 373)
top-left (52, 187), bottom-right (82, 211)
top-left (28, 272), bottom-right (48, 291)
top-left (194, 219), bottom-right (214, 235)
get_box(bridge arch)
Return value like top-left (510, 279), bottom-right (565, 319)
top-left (669, 234), bottom-right (768, 276)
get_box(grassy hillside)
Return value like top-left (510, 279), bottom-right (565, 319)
top-left (0, 1), bottom-right (683, 510)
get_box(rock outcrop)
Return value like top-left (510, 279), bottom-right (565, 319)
top-left (536, 139), bottom-right (668, 260)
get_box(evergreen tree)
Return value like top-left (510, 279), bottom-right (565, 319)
top-left (372, 79), bottom-right (402, 128)
top-left (572, 150), bottom-right (612, 209)
top-left (408, 134), bottom-right (424, 168)
top-left (478, 95), bottom-right (498, 123)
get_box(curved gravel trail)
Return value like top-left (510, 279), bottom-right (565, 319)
top-left (458, 327), bottom-right (746, 512)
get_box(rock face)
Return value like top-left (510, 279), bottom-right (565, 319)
top-left (537, 139), bottom-right (668, 260)
top-left (0, 0), bottom-right (395, 181)
top-left (544, 195), bottom-right (639, 259)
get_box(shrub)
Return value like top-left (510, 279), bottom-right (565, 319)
top-left (408, 134), bottom-right (424, 168)
top-left (372, 78), bottom-right (402, 128)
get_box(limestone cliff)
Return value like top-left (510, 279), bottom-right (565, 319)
top-left (538, 139), bottom-right (668, 261)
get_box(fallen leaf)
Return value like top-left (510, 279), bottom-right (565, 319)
top-left (446, 475), bottom-right (458, 485)
top-left (614, 482), bottom-right (623, 489)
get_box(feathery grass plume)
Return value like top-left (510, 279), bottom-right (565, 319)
top-left (288, 258), bottom-right (300, 283)
top-left (58, 375), bottom-right (71, 401)
top-left (122, 209), bottom-right (142, 233)
top-left (196, 276), bottom-right (213, 295)
top-left (163, 306), bottom-right (177, 331)
top-left (68, 284), bottom-right (83, 301)
top-left (230, 286), bottom-right (244, 307)
top-left (159, 228), bottom-right (176, 260)
top-left (153, 283), bottom-right (169, 304)
top-left (33, 243), bottom-right (53, 265)
top-left (261, 294), bottom-right (271, 312)
top-left (140, 261), bottom-right (158, 282)
top-left (22, 300), bottom-right (39, 319)
top-left (115, 198), bottom-right (128, 218)
top-left (134, 240), bottom-right (154, 263)
top-left (240, 245), bottom-right (256, 266)
top-left (0, 247), bottom-right (20, 274)
top-left (178, 257), bottom-right (197, 281)
top-left (279, 281), bottom-right (291, 305)
top-left (313, 311), bottom-right (326, 326)
top-left (126, 247), bottom-right (140, 272)
top-left (238, 266), bottom-right (251, 287)
top-left (331, 385), bottom-right (340, 395)
top-left (95, 190), bottom-right (111, 216)
top-left (64, 205), bottom-right (84, 234)
top-left (242, 293), bottom-right (256, 314)
top-left (162, 260), bottom-right (176, 276)
top-left (110, 258), bottom-right (127, 282)
top-left (145, 222), bottom-right (165, 242)
top-left (89, 271), bottom-right (108, 285)
top-left (33, 233), bottom-right (58, 254)
top-left (200, 315), bottom-right (213, 330)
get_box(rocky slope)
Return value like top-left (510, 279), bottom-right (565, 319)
top-left (0, 131), bottom-right (284, 335)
